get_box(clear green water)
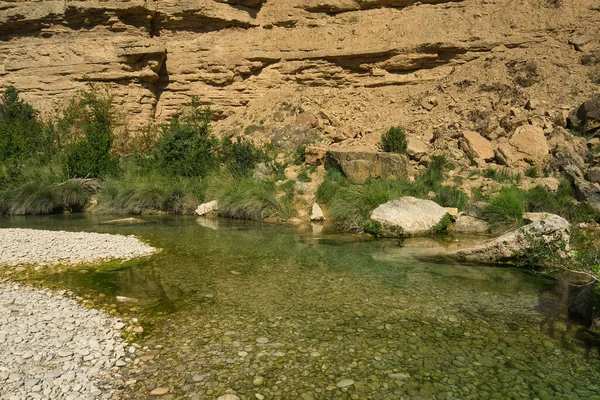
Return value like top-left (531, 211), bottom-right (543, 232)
top-left (2, 215), bottom-right (600, 400)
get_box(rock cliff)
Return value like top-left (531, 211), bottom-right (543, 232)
top-left (1, 0), bottom-right (599, 157)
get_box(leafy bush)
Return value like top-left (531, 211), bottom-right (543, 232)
top-left (57, 86), bottom-right (119, 178)
top-left (0, 86), bottom-right (52, 183)
top-left (219, 136), bottom-right (267, 177)
top-left (152, 99), bottom-right (218, 177)
top-left (380, 126), bottom-right (407, 154)
top-left (62, 122), bottom-right (119, 178)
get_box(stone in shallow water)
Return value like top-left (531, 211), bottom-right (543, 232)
top-left (253, 376), bottom-right (265, 386)
top-left (217, 395), bottom-right (240, 400)
top-left (149, 387), bottom-right (170, 396)
top-left (255, 337), bottom-right (269, 344)
top-left (388, 373), bottom-right (410, 380)
top-left (336, 379), bottom-right (354, 388)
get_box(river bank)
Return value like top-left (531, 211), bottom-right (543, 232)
top-left (0, 228), bottom-right (158, 400)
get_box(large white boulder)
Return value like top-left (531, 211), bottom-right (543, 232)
top-left (370, 196), bottom-right (449, 236)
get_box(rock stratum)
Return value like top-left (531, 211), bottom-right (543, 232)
top-left (1, 0), bottom-right (599, 156)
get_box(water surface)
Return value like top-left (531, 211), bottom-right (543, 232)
top-left (2, 215), bottom-right (599, 400)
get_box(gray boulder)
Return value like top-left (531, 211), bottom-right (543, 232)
top-left (370, 196), bottom-right (448, 237)
top-left (568, 95), bottom-right (600, 133)
top-left (587, 167), bottom-right (600, 184)
top-left (564, 165), bottom-right (600, 212)
top-left (447, 214), bottom-right (570, 264)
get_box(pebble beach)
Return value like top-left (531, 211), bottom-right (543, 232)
top-left (0, 228), bottom-right (157, 400)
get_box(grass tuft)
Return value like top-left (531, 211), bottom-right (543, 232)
top-left (479, 186), bottom-right (525, 231)
top-left (97, 164), bottom-right (205, 214)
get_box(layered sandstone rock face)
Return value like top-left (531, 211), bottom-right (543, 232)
top-left (1, 0), bottom-right (599, 157)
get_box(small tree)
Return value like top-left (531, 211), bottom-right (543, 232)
top-left (380, 126), bottom-right (407, 154)
top-left (0, 86), bottom-right (41, 162)
top-left (0, 86), bottom-right (46, 183)
top-left (219, 136), bottom-right (267, 176)
top-left (152, 97), bottom-right (218, 177)
top-left (58, 85), bottom-right (119, 178)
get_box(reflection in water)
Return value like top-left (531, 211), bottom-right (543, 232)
top-left (1, 215), bottom-right (600, 399)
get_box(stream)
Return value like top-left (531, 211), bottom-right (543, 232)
top-left (1, 214), bottom-right (600, 400)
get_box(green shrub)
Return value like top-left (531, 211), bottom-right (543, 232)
top-left (434, 214), bottom-right (452, 233)
top-left (414, 155), bottom-right (446, 190)
top-left (62, 122), bottom-right (119, 178)
top-left (316, 167), bottom-right (350, 204)
top-left (363, 220), bottom-right (383, 236)
top-left (524, 185), bottom-right (557, 213)
top-left (219, 136), bottom-right (266, 177)
top-left (0, 86), bottom-right (41, 160)
top-left (327, 178), bottom-right (410, 232)
top-left (296, 167), bottom-right (312, 183)
top-left (56, 87), bottom-right (119, 178)
top-left (152, 100), bottom-right (218, 178)
top-left (294, 144), bottom-right (307, 165)
top-left (317, 155), bottom-right (464, 232)
top-left (479, 186), bottom-right (525, 230)
top-left (203, 169), bottom-right (295, 221)
top-left (380, 126), bottom-right (407, 154)
top-left (0, 86), bottom-right (52, 184)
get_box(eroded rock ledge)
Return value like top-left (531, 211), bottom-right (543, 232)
top-left (0, 0), bottom-right (575, 132)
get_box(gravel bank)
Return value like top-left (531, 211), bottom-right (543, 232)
top-left (0, 282), bottom-right (128, 400)
top-left (0, 228), bottom-right (156, 267)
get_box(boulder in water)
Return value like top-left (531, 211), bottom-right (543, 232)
top-left (448, 214), bottom-right (570, 264)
